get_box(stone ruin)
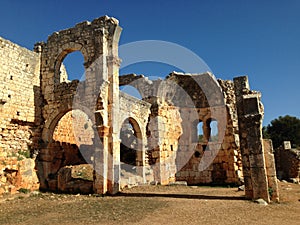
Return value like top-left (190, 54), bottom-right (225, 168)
top-left (275, 141), bottom-right (300, 183)
top-left (0, 16), bottom-right (279, 202)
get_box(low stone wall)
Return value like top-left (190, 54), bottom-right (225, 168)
top-left (0, 157), bottom-right (39, 194)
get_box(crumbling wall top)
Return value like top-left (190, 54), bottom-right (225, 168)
top-left (47, 15), bottom-right (119, 42)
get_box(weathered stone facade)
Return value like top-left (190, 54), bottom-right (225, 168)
top-left (0, 16), bottom-right (279, 202)
top-left (275, 141), bottom-right (300, 182)
top-left (0, 37), bottom-right (41, 194)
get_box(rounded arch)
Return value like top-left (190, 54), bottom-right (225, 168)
top-left (53, 42), bottom-right (89, 84)
top-left (120, 85), bottom-right (143, 100)
top-left (205, 118), bottom-right (219, 142)
top-left (45, 109), bottom-right (94, 145)
top-left (196, 120), bottom-right (204, 143)
top-left (119, 117), bottom-right (143, 168)
top-left (52, 109), bottom-right (94, 146)
top-left (42, 103), bottom-right (96, 143)
top-left (119, 74), bottom-right (153, 99)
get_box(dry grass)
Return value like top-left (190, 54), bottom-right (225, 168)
top-left (0, 181), bottom-right (299, 225)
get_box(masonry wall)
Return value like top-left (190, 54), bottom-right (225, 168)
top-left (174, 78), bottom-right (242, 185)
top-left (147, 99), bottom-right (182, 184)
top-left (0, 16), bottom-right (279, 199)
top-left (53, 109), bottom-right (94, 146)
top-left (0, 36), bottom-right (41, 194)
top-left (275, 146), bottom-right (300, 180)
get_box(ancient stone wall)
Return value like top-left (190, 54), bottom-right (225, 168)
top-left (0, 16), bottom-right (279, 200)
top-left (53, 109), bottom-right (94, 146)
top-left (175, 105), bottom-right (241, 185)
top-left (119, 91), bottom-right (152, 186)
top-left (166, 74), bottom-right (242, 185)
top-left (217, 80), bottom-right (242, 183)
top-left (275, 143), bottom-right (300, 181)
top-left (147, 99), bottom-right (182, 185)
top-left (119, 72), bottom-right (243, 185)
top-left (0, 37), bottom-right (41, 194)
top-left (38, 16), bottom-right (122, 194)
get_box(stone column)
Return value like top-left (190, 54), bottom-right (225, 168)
top-left (234, 76), bottom-right (270, 202)
top-left (106, 23), bottom-right (122, 194)
top-left (136, 137), bottom-right (146, 183)
top-left (93, 116), bottom-right (109, 194)
top-left (263, 139), bottom-right (279, 202)
top-left (107, 55), bottom-right (122, 194)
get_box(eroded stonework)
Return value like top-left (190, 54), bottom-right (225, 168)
top-left (0, 16), bottom-right (279, 202)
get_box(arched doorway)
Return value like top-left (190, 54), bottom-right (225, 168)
top-left (43, 109), bottom-right (95, 193)
top-left (119, 117), bottom-right (144, 188)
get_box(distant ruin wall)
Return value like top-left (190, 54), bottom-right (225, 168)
top-left (0, 37), bottom-right (41, 194)
top-left (175, 79), bottom-right (242, 185)
top-left (275, 145), bottom-right (300, 181)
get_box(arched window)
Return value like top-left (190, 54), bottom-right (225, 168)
top-left (197, 121), bottom-right (204, 142)
top-left (59, 51), bottom-right (85, 82)
top-left (210, 120), bottom-right (218, 141)
top-left (206, 119), bottom-right (218, 142)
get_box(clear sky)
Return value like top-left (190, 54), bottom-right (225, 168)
top-left (0, 0), bottom-right (299, 126)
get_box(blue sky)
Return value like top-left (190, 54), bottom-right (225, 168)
top-left (0, 0), bottom-right (299, 126)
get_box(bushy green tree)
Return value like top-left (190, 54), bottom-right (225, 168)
top-left (264, 115), bottom-right (300, 148)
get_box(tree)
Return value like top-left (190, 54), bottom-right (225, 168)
top-left (264, 115), bottom-right (300, 148)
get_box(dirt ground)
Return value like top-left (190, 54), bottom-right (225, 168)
top-left (0, 181), bottom-right (299, 225)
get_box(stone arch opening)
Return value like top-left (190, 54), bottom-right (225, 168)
top-left (60, 51), bottom-right (85, 81)
top-left (196, 120), bottom-right (204, 143)
top-left (52, 109), bottom-right (94, 146)
top-left (120, 117), bottom-right (143, 169)
top-left (207, 119), bottom-right (218, 142)
top-left (120, 85), bottom-right (142, 100)
top-left (119, 117), bottom-right (145, 188)
top-left (43, 109), bottom-right (95, 193)
top-left (54, 48), bottom-right (87, 84)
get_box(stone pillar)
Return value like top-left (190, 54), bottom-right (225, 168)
top-left (136, 137), bottom-right (146, 182)
top-left (234, 76), bottom-right (272, 202)
top-left (36, 148), bottom-right (52, 190)
top-left (107, 59), bottom-right (121, 194)
top-left (93, 121), bottom-right (109, 194)
top-left (106, 23), bottom-right (122, 194)
top-left (263, 139), bottom-right (279, 202)
top-left (202, 120), bottom-right (210, 143)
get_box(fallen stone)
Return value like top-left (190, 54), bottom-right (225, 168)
top-left (254, 198), bottom-right (268, 205)
top-left (150, 181), bottom-right (159, 185)
top-left (57, 165), bottom-right (93, 194)
top-left (238, 185), bottom-right (245, 191)
top-left (30, 191), bottom-right (40, 196)
top-left (168, 181), bottom-right (187, 186)
top-left (288, 178), bottom-right (299, 184)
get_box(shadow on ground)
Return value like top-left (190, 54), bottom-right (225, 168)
top-left (116, 192), bottom-right (246, 201)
